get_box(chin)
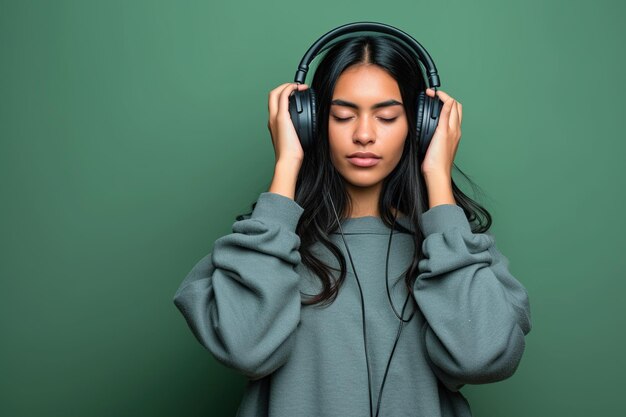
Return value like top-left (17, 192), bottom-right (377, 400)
top-left (339, 169), bottom-right (387, 187)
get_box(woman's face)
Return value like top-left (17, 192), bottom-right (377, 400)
top-left (328, 64), bottom-right (408, 195)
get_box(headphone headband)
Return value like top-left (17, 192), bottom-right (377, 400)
top-left (293, 21), bottom-right (441, 88)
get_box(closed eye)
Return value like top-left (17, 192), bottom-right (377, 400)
top-left (332, 116), bottom-right (398, 123)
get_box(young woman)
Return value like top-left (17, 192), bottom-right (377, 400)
top-left (174, 33), bottom-right (532, 417)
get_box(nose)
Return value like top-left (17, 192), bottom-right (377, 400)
top-left (352, 116), bottom-right (376, 145)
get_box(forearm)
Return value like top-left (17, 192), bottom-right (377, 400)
top-left (425, 173), bottom-right (457, 209)
top-left (269, 160), bottom-right (301, 201)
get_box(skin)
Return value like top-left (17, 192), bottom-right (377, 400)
top-left (328, 64), bottom-right (409, 218)
top-left (266, 66), bottom-right (463, 215)
top-left (422, 87), bottom-right (463, 210)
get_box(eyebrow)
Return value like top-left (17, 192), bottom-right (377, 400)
top-left (331, 99), bottom-right (403, 110)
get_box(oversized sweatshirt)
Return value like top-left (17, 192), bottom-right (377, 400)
top-left (173, 191), bottom-right (532, 417)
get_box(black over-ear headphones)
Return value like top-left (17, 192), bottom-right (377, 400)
top-left (288, 21), bottom-right (444, 160)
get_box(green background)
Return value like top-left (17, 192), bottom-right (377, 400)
top-left (1, 0), bottom-right (624, 416)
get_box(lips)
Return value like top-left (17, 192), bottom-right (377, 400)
top-left (348, 152), bottom-right (381, 159)
top-left (347, 156), bottom-right (381, 167)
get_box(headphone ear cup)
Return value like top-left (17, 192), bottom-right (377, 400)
top-left (288, 87), bottom-right (317, 153)
top-left (416, 91), bottom-right (426, 159)
top-left (416, 90), bottom-right (442, 160)
top-left (309, 88), bottom-right (318, 147)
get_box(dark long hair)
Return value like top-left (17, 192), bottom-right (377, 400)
top-left (237, 35), bottom-right (492, 308)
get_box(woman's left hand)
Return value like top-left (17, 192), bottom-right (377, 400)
top-left (420, 88), bottom-right (463, 180)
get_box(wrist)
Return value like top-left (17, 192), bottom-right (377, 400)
top-left (269, 161), bottom-right (301, 200)
top-left (275, 158), bottom-right (302, 172)
top-left (423, 169), bottom-right (451, 183)
top-left (425, 174), bottom-right (456, 209)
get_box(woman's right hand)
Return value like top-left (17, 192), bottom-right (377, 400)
top-left (267, 82), bottom-right (309, 166)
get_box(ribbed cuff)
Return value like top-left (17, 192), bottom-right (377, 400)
top-left (250, 192), bottom-right (305, 231)
top-left (419, 204), bottom-right (472, 236)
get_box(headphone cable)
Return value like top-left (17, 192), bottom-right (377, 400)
top-left (326, 192), bottom-right (416, 417)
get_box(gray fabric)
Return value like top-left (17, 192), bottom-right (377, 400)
top-left (173, 191), bottom-right (532, 417)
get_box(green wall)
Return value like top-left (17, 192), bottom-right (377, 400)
top-left (1, 0), bottom-right (624, 416)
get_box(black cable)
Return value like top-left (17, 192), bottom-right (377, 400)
top-left (327, 192), bottom-right (417, 417)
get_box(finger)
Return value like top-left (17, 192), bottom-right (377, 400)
top-left (270, 83), bottom-right (301, 118)
top-left (449, 100), bottom-right (459, 130)
top-left (278, 83), bottom-right (307, 118)
top-left (438, 96), bottom-right (454, 128)
top-left (269, 83), bottom-right (293, 119)
top-left (435, 89), bottom-right (454, 104)
top-left (425, 88), bottom-right (435, 97)
top-left (457, 102), bottom-right (462, 125)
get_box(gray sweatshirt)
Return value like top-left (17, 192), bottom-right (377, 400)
top-left (173, 191), bottom-right (532, 417)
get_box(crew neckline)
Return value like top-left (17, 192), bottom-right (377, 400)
top-left (332, 214), bottom-right (414, 235)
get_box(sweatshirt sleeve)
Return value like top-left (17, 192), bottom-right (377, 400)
top-left (413, 204), bottom-right (532, 392)
top-left (172, 192), bottom-right (305, 381)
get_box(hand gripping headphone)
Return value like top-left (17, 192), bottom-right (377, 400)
top-left (288, 21), bottom-right (444, 161)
